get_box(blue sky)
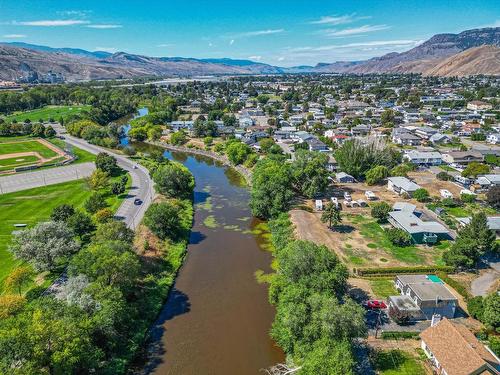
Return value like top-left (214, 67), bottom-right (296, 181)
top-left (0, 0), bottom-right (499, 66)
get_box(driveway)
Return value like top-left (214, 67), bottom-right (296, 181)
top-left (53, 124), bottom-right (155, 229)
top-left (471, 255), bottom-right (500, 296)
top-left (0, 162), bottom-right (95, 194)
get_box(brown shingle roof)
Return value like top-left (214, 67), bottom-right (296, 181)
top-left (420, 318), bottom-right (499, 375)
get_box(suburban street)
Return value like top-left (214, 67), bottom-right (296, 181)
top-left (52, 123), bottom-right (154, 229)
top-left (0, 162), bottom-right (95, 194)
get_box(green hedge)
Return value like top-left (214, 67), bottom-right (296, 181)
top-left (436, 271), bottom-right (472, 300)
top-left (381, 331), bottom-right (420, 340)
top-left (355, 265), bottom-right (455, 277)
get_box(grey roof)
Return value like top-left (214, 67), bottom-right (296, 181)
top-left (392, 202), bottom-right (417, 212)
top-left (395, 132), bottom-right (421, 140)
top-left (336, 172), bottom-right (353, 180)
top-left (429, 133), bottom-right (451, 142)
top-left (476, 174), bottom-right (500, 185)
top-left (388, 295), bottom-right (421, 312)
top-left (389, 210), bottom-right (449, 235)
top-left (408, 282), bottom-right (457, 302)
top-left (457, 217), bottom-right (500, 231)
top-left (404, 150), bottom-right (442, 160)
top-left (388, 177), bottom-right (421, 192)
top-left (397, 275), bottom-right (432, 284)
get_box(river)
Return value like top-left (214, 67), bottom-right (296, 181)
top-left (121, 112), bottom-right (284, 374)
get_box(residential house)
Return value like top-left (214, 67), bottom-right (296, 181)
top-left (487, 133), bottom-right (500, 145)
top-left (429, 133), bottom-right (452, 145)
top-left (387, 177), bottom-right (421, 197)
top-left (415, 126), bottom-right (438, 140)
top-left (388, 203), bottom-right (451, 244)
top-left (403, 150), bottom-right (443, 166)
top-left (305, 137), bottom-right (328, 152)
top-left (457, 216), bottom-right (500, 236)
top-left (392, 129), bottom-right (422, 146)
top-left (239, 117), bottom-right (254, 128)
top-left (467, 100), bottom-right (493, 111)
top-left (391, 274), bottom-right (457, 319)
top-left (420, 318), bottom-right (500, 375)
top-left (351, 124), bottom-right (371, 136)
top-left (441, 151), bottom-right (484, 166)
top-left (475, 174), bottom-right (500, 190)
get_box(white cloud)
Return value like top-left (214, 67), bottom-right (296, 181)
top-left (15, 19), bottom-right (90, 26)
top-left (229, 39), bottom-right (235, 45)
top-left (310, 14), bottom-right (370, 25)
top-left (278, 39), bottom-right (422, 66)
top-left (95, 46), bottom-right (118, 53)
top-left (157, 43), bottom-right (174, 48)
top-left (86, 24), bottom-right (122, 29)
top-left (248, 55), bottom-right (262, 61)
top-left (323, 24), bottom-right (390, 37)
top-left (2, 34), bottom-right (26, 38)
top-left (230, 29), bottom-right (284, 39)
top-left (57, 10), bottom-right (92, 17)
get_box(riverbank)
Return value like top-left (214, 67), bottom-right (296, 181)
top-left (145, 140), bottom-right (253, 186)
top-left (140, 149), bottom-right (283, 374)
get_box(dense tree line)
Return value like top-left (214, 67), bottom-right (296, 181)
top-left (267, 214), bottom-right (366, 374)
top-left (0, 153), bottom-right (196, 373)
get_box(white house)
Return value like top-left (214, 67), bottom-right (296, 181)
top-left (387, 177), bottom-right (421, 196)
top-left (487, 133), bottom-right (500, 145)
top-left (403, 150), bottom-right (443, 166)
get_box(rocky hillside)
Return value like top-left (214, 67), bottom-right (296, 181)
top-left (0, 45), bottom-right (264, 81)
top-left (423, 45), bottom-right (500, 77)
top-left (0, 26), bottom-right (499, 80)
top-left (316, 27), bottom-right (500, 75)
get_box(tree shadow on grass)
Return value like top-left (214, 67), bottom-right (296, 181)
top-left (333, 224), bottom-right (355, 233)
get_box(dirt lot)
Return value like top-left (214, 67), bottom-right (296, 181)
top-left (408, 170), bottom-right (463, 198)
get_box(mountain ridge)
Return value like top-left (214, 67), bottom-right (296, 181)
top-left (0, 26), bottom-right (499, 80)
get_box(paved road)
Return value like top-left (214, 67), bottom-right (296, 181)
top-left (53, 124), bottom-right (154, 229)
top-left (0, 162), bottom-right (95, 194)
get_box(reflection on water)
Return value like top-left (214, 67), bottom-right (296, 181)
top-left (141, 148), bottom-right (284, 375)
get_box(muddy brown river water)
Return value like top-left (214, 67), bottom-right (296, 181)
top-left (141, 149), bottom-right (284, 374)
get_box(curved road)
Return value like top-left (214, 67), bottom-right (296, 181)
top-left (53, 124), bottom-right (154, 229)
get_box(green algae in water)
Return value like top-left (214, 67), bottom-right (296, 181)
top-left (197, 196), bottom-right (213, 212)
top-left (223, 225), bottom-right (242, 232)
top-left (203, 215), bottom-right (219, 228)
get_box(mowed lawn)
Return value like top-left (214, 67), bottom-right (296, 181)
top-left (0, 138), bottom-right (58, 158)
top-left (5, 105), bottom-right (91, 123)
top-left (0, 173), bottom-right (130, 285)
top-left (0, 180), bottom-right (92, 283)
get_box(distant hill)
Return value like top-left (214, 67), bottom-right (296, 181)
top-left (1, 42), bottom-right (112, 59)
top-left (316, 27), bottom-right (500, 75)
top-left (0, 26), bottom-right (499, 80)
top-left (423, 45), bottom-right (500, 77)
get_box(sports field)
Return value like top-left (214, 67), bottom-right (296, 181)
top-left (5, 105), bottom-right (91, 123)
top-left (0, 137), bottom-right (68, 172)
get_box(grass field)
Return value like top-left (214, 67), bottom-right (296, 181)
top-left (0, 176), bottom-right (129, 286)
top-left (369, 279), bottom-right (398, 299)
top-left (49, 138), bottom-right (96, 164)
top-left (0, 139), bottom-right (58, 158)
top-left (372, 350), bottom-right (426, 375)
top-left (5, 105), bottom-right (91, 123)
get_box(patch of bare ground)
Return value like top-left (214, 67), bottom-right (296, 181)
top-left (407, 171), bottom-right (463, 197)
top-left (290, 208), bottom-right (408, 270)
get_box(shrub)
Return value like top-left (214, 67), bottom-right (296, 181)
top-left (385, 228), bottom-right (412, 246)
top-left (467, 296), bottom-right (484, 320)
top-left (355, 266), bottom-right (454, 277)
top-left (413, 188), bottom-right (430, 202)
top-left (381, 331), bottom-right (419, 340)
top-left (370, 202), bottom-right (392, 223)
top-left (461, 193), bottom-right (476, 203)
top-left (436, 171), bottom-right (452, 181)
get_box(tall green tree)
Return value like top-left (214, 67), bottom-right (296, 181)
top-left (321, 202), bottom-right (342, 229)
